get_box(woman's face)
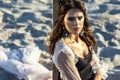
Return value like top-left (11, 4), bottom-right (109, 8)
top-left (63, 9), bottom-right (84, 35)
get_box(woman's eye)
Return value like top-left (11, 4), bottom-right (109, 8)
top-left (78, 17), bottom-right (82, 20)
top-left (68, 17), bottom-right (75, 21)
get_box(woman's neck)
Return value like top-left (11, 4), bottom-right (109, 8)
top-left (69, 34), bottom-right (81, 43)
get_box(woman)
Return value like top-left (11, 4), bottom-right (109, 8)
top-left (49, 0), bottom-right (103, 80)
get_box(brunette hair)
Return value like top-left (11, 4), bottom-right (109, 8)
top-left (48, 0), bottom-right (96, 55)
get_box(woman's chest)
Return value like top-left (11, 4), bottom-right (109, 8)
top-left (68, 42), bottom-right (89, 59)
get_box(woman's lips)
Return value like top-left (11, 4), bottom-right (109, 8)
top-left (73, 28), bottom-right (80, 30)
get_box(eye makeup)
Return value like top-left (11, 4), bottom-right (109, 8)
top-left (68, 17), bottom-right (75, 21)
top-left (67, 16), bottom-right (83, 21)
top-left (78, 16), bottom-right (83, 20)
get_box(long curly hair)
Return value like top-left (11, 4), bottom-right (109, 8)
top-left (48, 0), bottom-right (96, 55)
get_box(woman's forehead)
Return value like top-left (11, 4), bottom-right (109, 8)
top-left (65, 9), bottom-right (84, 17)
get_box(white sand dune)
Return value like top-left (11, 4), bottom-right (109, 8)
top-left (0, 0), bottom-right (120, 80)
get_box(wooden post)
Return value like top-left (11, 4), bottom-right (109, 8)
top-left (53, 0), bottom-right (58, 25)
top-left (53, 64), bottom-right (60, 80)
top-left (53, 0), bottom-right (60, 80)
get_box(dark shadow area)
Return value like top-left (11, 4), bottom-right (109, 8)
top-left (34, 40), bottom-right (44, 49)
top-left (2, 43), bottom-right (21, 49)
top-left (4, 23), bottom-right (26, 29)
top-left (105, 22), bottom-right (117, 32)
top-left (17, 12), bottom-right (40, 23)
top-left (20, 40), bottom-right (28, 46)
top-left (41, 11), bottom-right (52, 18)
top-left (105, 0), bottom-right (120, 5)
top-left (12, 9), bottom-right (19, 13)
top-left (109, 9), bottom-right (120, 15)
top-left (25, 24), bottom-right (33, 32)
top-left (106, 68), bottom-right (120, 80)
top-left (44, 20), bottom-right (52, 28)
top-left (30, 29), bottom-right (46, 38)
top-left (100, 32), bottom-right (115, 41)
top-left (96, 41), bottom-right (106, 47)
top-left (34, 40), bottom-right (47, 51)
top-left (0, 1), bottom-right (15, 8)
top-left (0, 68), bottom-right (18, 80)
top-left (41, 26), bottom-right (47, 30)
top-left (100, 47), bottom-right (120, 60)
top-left (93, 28), bottom-right (102, 35)
top-left (4, 24), bottom-right (16, 29)
top-left (114, 66), bottom-right (120, 69)
top-left (19, 7), bottom-right (30, 10)
top-left (108, 41), bottom-right (117, 47)
top-left (89, 4), bottom-right (108, 14)
top-left (83, 0), bottom-right (94, 3)
top-left (106, 73), bottom-right (120, 80)
top-left (47, 2), bottom-right (52, 9)
top-left (37, 1), bottom-right (47, 5)
top-left (3, 12), bottom-right (16, 24)
top-left (24, 0), bottom-right (32, 3)
top-left (25, 24), bottom-right (47, 38)
top-left (90, 16), bottom-right (102, 20)
top-left (8, 32), bottom-right (25, 41)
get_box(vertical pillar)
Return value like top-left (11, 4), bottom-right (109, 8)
top-left (53, 0), bottom-right (60, 80)
top-left (53, 0), bottom-right (58, 26)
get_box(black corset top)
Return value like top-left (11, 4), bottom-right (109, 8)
top-left (75, 53), bottom-right (94, 80)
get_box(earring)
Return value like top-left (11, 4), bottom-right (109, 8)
top-left (62, 25), bottom-right (69, 37)
top-left (80, 29), bottom-right (84, 37)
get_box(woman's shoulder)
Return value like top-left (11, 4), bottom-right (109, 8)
top-left (53, 38), bottom-right (74, 61)
top-left (54, 38), bottom-right (69, 56)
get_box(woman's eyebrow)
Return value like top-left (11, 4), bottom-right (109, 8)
top-left (69, 15), bottom-right (83, 17)
top-left (68, 16), bottom-right (75, 18)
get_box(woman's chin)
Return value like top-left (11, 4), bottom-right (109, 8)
top-left (73, 32), bottom-right (80, 36)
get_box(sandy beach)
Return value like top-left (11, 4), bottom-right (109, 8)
top-left (0, 0), bottom-right (120, 80)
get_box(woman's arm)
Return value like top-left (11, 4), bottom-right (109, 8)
top-left (55, 51), bottom-right (82, 80)
top-left (94, 72), bottom-right (102, 80)
top-left (91, 53), bottom-right (103, 80)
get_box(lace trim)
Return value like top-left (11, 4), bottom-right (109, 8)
top-left (90, 52), bottom-right (108, 79)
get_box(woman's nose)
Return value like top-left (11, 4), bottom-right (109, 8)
top-left (74, 19), bottom-right (79, 25)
